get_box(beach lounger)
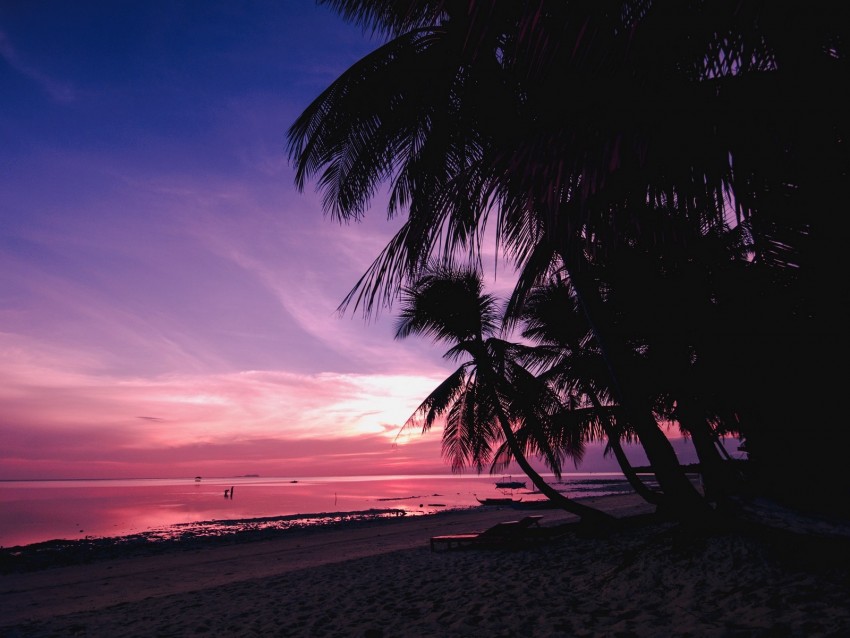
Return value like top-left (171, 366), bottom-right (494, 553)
top-left (429, 515), bottom-right (544, 551)
top-left (516, 515), bottom-right (544, 529)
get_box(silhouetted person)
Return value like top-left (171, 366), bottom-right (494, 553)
top-left (229, 486), bottom-right (234, 499)
top-left (224, 489), bottom-right (230, 498)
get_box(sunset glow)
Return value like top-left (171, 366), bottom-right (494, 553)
top-left (0, 2), bottom-right (699, 481)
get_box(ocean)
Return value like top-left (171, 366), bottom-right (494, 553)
top-left (0, 473), bottom-right (643, 549)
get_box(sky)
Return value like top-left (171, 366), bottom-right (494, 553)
top-left (0, 1), bottom-right (698, 480)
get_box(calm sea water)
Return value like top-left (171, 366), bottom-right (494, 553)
top-left (0, 473), bottom-right (640, 548)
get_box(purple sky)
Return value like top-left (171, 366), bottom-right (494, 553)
top-left (0, 2), bottom-right (698, 479)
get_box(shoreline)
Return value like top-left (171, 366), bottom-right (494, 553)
top-left (0, 507), bottom-right (426, 573)
top-left (0, 488), bottom-right (652, 573)
top-left (0, 473), bottom-right (645, 550)
top-left (3, 493), bottom-right (850, 636)
top-left (0, 495), bottom-right (628, 574)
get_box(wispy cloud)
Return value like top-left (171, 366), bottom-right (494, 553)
top-left (0, 329), bottom-right (447, 478)
top-left (0, 30), bottom-right (76, 102)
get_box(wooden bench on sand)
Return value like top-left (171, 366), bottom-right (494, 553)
top-left (430, 515), bottom-right (544, 552)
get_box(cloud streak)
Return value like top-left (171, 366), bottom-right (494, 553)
top-left (0, 30), bottom-right (76, 102)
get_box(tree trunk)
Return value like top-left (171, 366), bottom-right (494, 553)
top-left (566, 264), bottom-right (709, 518)
top-left (480, 364), bottom-right (618, 529)
top-left (498, 414), bottom-right (618, 528)
top-left (584, 390), bottom-right (665, 506)
top-left (677, 401), bottom-right (749, 511)
top-left (551, 279), bottom-right (664, 506)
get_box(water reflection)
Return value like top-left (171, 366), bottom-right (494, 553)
top-left (0, 473), bottom-right (637, 548)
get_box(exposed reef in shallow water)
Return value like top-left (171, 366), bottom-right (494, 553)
top-left (0, 508), bottom-right (417, 574)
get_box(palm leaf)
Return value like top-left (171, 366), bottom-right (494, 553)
top-left (399, 364), bottom-right (469, 434)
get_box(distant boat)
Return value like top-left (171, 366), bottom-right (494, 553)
top-left (476, 496), bottom-right (523, 506)
top-left (495, 476), bottom-right (526, 489)
top-left (194, 476), bottom-right (202, 482)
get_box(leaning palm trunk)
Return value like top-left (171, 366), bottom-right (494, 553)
top-left (566, 266), bottom-right (709, 517)
top-left (481, 367), bottom-right (617, 529)
top-left (514, 272), bottom-right (664, 507)
top-left (675, 402), bottom-right (739, 508)
top-left (584, 392), bottom-right (664, 506)
top-left (549, 308), bottom-right (664, 506)
top-left (607, 431), bottom-right (663, 506)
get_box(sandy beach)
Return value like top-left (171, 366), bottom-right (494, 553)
top-left (2, 493), bottom-right (850, 637)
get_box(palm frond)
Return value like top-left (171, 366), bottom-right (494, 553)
top-left (317, 0), bottom-right (449, 37)
top-left (394, 263), bottom-right (500, 345)
top-left (287, 28), bottom-right (445, 221)
top-left (398, 364), bottom-right (469, 435)
top-left (441, 372), bottom-right (502, 473)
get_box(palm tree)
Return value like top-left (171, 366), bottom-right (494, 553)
top-left (514, 274), bottom-right (665, 506)
top-left (290, 1), bottom-right (847, 516)
top-left (288, 1), bottom-right (708, 515)
top-left (395, 263), bottom-right (616, 528)
top-left (590, 231), bottom-right (751, 506)
top-left (458, 0), bottom-right (847, 514)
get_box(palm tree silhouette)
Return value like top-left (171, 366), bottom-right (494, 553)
top-left (514, 274), bottom-right (666, 506)
top-left (395, 263), bottom-right (615, 527)
top-left (288, 1), bottom-right (707, 515)
top-left (291, 1), bottom-right (847, 517)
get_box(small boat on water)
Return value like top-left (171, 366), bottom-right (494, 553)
top-left (476, 496), bottom-right (523, 506)
top-left (194, 476), bottom-right (202, 482)
top-left (495, 476), bottom-right (526, 489)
